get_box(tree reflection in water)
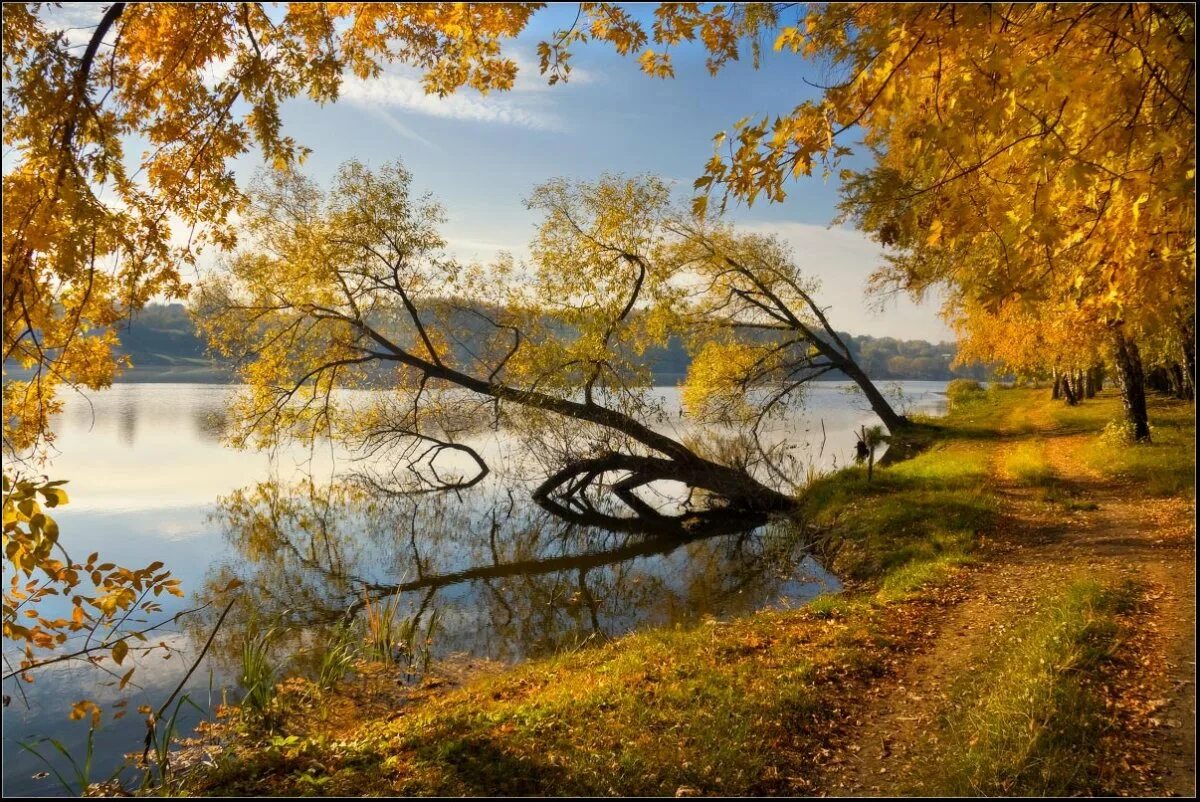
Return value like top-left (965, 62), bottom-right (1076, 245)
top-left (193, 475), bottom-right (839, 682)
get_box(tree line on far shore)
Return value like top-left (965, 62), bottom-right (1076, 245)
top-left (112, 303), bottom-right (991, 384)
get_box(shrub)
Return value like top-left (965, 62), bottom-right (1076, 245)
top-left (945, 379), bottom-right (987, 410)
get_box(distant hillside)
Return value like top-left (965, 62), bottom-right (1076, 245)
top-left (106, 303), bottom-right (988, 383)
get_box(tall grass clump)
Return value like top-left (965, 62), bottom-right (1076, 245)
top-left (919, 578), bottom-right (1135, 795)
top-left (239, 627), bottom-right (279, 723)
top-left (316, 622), bottom-right (360, 690)
top-left (361, 594), bottom-right (442, 675)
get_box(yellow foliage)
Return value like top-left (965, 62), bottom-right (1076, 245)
top-left (682, 340), bottom-right (781, 422)
top-left (2, 473), bottom-right (184, 689)
top-left (3, 2), bottom-right (543, 454)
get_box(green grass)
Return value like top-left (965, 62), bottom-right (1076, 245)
top-left (1002, 441), bottom-right (1056, 485)
top-left (1079, 402), bottom-right (1196, 497)
top-left (802, 442), bottom-right (995, 583)
top-left (182, 605), bottom-right (895, 796)
top-left (874, 533), bottom-right (974, 604)
top-left (806, 592), bottom-right (863, 619)
top-left (917, 578), bottom-right (1138, 796)
top-left (1034, 387), bottom-right (1195, 496)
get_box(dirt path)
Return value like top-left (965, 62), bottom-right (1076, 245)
top-left (814, 409), bottom-right (1196, 796)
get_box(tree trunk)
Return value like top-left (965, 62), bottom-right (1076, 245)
top-left (836, 357), bottom-right (910, 434)
top-left (1084, 367), bottom-right (1096, 398)
top-left (1112, 328), bottom-right (1151, 442)
top-left (1171, 363), bottom-right (1192, 401)
top-left (1061, 370), bottom-right (1079, 405)
top-left (1052, 369), bottom-right (1061, 400)
top-left (1180, 318), bottom-right (1196, 396)
top-left (532, 452), bottom-right (795, 518)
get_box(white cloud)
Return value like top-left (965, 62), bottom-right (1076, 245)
top-left (40, 3), bottom-right (107, 48)
top-left (361, 106), bottom-right (442, 151)
top-left (340, 70), bottom-right (565, 131)
top-left (444, 236), bottom-right (530, 265)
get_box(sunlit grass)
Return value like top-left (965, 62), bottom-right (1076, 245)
top-left (806, 592), bottom-right (863, 619)
top-left (888, 444), bottom-right (990, 486)
top-left (1079, 402), bottom-right (1196, 497)
top-left (803, 439), bottom-right (995, 582)
top-left (874, 530), bottom-right (975, 603)
top-left (1002, 441), bottom-right (1056, 486)
top-left (1045, 390), bottom-right (1124, 431)
top-left (188, 604), bottom-right (894, 796)
top-left (918, 578), bottom-right (1137, 796)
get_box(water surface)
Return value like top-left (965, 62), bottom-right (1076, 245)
top-left (2, 380), bottom-right (947, 795)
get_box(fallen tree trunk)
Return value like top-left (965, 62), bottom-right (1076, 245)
top-left (532, 451), bottom-right (796, 520)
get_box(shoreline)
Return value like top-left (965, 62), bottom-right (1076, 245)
top-left (157, 387), bottom-right (1195, 796)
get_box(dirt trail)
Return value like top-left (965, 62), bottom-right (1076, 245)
top-left (814, 407), bottom-right (1196, 796)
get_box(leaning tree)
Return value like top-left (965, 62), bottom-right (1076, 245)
top-left (197, 161), bottom-right (904, 524)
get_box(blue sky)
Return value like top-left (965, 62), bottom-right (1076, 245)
top-left (48, 3), bottom-right (954, 341)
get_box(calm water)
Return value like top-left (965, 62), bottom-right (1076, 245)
top-left (2, 380), bottom-right (948, 795)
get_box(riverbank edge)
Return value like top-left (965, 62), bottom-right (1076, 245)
top-left (158, 386), bottom-right (1194, 796)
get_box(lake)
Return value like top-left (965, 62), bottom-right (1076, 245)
top-left (2, 380), bottom-right (949, 795)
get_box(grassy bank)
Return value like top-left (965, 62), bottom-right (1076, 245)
top-left (167, 388), bottom-right (1193, 797)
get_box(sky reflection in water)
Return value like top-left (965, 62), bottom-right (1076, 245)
top-left (2, 381), bottom-right (947, 795)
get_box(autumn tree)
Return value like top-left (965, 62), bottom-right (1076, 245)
top-left (1, 1), bottom-right (550, 705)
top-left (443, 3), bottom-right (1195, 441)
top-left (653, 3), bottom-right (1195, 441)
top-left (952, 296), bottom-right (1108, 405)
top-left (669, 218), bottom-right (911, 433)
top-left (195, 161), bottom-right (785, 520)
top-left (195, 161), bottom-right (899, 521)
top-left (2, 1), bottom-right (554, 453)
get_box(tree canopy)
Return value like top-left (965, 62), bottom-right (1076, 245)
top-left (2, 1), bottom-right (546, 452)
top-left (10, 2), bottom-right (1190, 449)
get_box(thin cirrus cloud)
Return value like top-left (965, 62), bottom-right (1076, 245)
top-left (338, 69), bottom-right (568, 133)
top-left (360, 106), bottom-right (442, 151)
